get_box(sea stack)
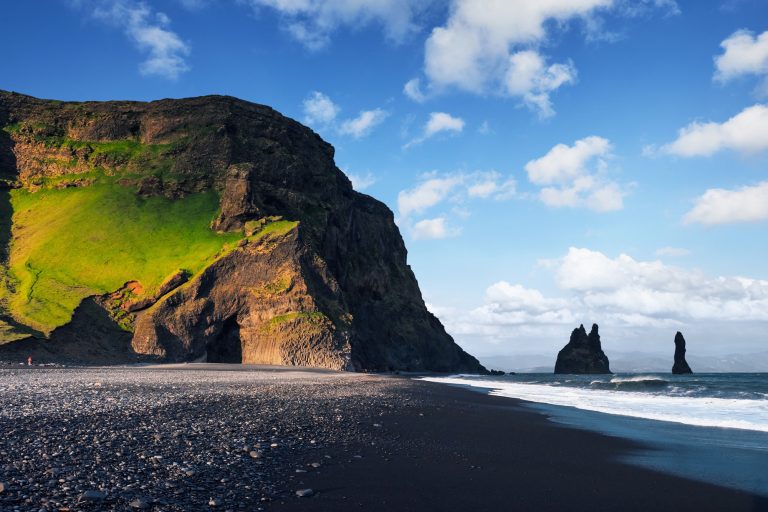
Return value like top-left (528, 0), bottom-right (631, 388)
top-left (672, 331), bottom-right (693, 374)
top-left (554, 324), bottom-right (611, 374)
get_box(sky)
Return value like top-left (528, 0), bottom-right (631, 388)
top-left (2, 0), bottom-right (768, 370)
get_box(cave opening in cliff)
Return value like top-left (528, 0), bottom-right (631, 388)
top-left (206, 317), bottom-right (243, 363)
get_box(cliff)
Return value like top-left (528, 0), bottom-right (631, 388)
top-left (554, 324), bottom-right (611, 374)
top-left (0, 91), bottom-right (485, 373)
top-left (672, 331), bottom-right (693, 374)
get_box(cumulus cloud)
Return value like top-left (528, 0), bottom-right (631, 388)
top-left (405, 112), bottom-right (465, 147)
top-left (90, 0), bottom-right (190, 79)
top-left (683, 181), bottom-right (768, 226)
top-left (443, 247), bottom-right (768, 347)
top-left (302, 91), bottom-right (339, 126)
top-left (714, 29), bottom-right (768, 95)
top-left (245, 0), bottom-right (430, 50)
top-left (524, 136), bottom-right (625, 212)
top-left (411, 217), bottom-right (460, 240)
top-left (397, 173), bottom-right (464, 218)
top-left (505, 50), bottom-right (577, 118)
top-left (339, 108), bottom-right (389, 138)
top-left (420, 0), bottom-right (613, 116)
top-left (659, 104), bottom-right (768, 157)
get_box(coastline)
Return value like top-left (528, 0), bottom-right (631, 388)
top-left (0, 366), bottom-right (765, 511)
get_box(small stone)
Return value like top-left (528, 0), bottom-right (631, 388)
top-left (81, 490), bottom-right (106, 501)
top-left (310, 462), bottom-right (321, 468)
top-left (209, 498), bottom-right (222, 507)
top-left (129, 497), bottom-right (151, 509)
top-left (249, 450), bottom-right (262, 459)
top-left (0, 482), bottom-right (6, 493)
top-left (295, 489), bottom-right (314, 498)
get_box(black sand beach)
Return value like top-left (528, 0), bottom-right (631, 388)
top-left (0, 365), bottom-right (765, 512)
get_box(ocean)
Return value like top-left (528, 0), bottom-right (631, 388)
top-left (421, 373), bottom-right (768, 496)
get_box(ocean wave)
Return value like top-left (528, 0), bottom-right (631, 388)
top-left (420, 376), bottom-right (768, 433)
top-left (610, 375), bottom-right (667, 384)
top-left (588, 376), bottom-right (670, 392)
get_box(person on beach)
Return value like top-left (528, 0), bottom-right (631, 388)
top-left (27, 356), bottom-right (32, 366)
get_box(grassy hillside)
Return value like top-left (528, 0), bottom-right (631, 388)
top-left (0, 178), bottom-right (244, 334)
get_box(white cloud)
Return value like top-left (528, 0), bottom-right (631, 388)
top-left (656, 247), bottom-right (690, 257)
top-left (411, 217), bottom-right (460, 240)
top-left (505, 50), bottom-right (577, 118)
top-left (526, 136), bottom-right (611, 185)
top-left (302, 91), bottom-right (339, 126)
top-left (660, 104), bottom-right (768, 157)
top-left (405, 112), bottom-right (465, 147)
top-left (683, 181), bottom-right (768, 226)
top-left (445, 247), bottom-right (768, 346)
top-left (91, 1), bottom-right (190, 79)
top-left (345, 172), bottom-right (377, 191)
top-left (245, 0), bottom-right (429, 49)
top-left (425, 112), bottom-right (465, 137)
top-left (714, 29), bottom-right (768, 95)
top-left (525, 136), bottom-right (625, 212)
top-left (397, 174), bottom-right (464, 218)
top-left (397, 170), bottom-right (515, 219)
top-left (403, 78), bottom-right (427, 102)
top-left (397, 170), bottom-right (516, 240)
top-left (339, 108), bottom-right (389, 138)
top-left (554, 247), bottom-right (768, 322)
top-left (421, 0), bottom-right (613, 116)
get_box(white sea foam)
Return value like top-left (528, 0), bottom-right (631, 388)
top-left (610, 375), bottom-right (666, 383)
top-left (420, 377), bottom-right (768, 433)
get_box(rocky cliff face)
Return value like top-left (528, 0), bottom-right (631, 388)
top-left (0, 91), bottom-right (485, 373)
top-left (554, 324), bottom-right (611, 374)
top-left (672, 331), bottom-right (693, 374)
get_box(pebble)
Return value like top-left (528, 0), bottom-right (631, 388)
top-left (295, 488), bottom-right (314, 498)
top-left (129, 497), bottom-right (151, 509)
top-left (80, 489), bottom-right (106, 501)
top-left (0, 366), bottom-right (413, 511)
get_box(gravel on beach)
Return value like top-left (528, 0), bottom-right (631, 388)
top-left (0, 365), bottom-right (415, 511)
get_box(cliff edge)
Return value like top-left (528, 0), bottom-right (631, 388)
top-left (0, 91), bottom-right (485, 373)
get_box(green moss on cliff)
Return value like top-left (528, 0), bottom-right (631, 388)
top-left (0, 182), bottom-right (242, 334)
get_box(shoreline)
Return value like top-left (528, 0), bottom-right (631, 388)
top-left (0, 366), bottom-right (766, 511)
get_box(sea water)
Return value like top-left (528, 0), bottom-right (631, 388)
top-left (421, 373), bottom-right (768, 496)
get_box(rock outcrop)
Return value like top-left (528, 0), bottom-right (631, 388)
top-left (672, 331), bottom-right (693, 374)
top-left (0, 91), bottom-right (486, 373)
top-left (554, 324), bottom-right (611, 374)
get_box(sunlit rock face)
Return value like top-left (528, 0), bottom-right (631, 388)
top-left (0, 91), bottom-right (486, 373)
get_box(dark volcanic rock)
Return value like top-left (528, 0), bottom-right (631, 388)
top-left (672, 331), bottom-right (693, 374)
top-left (0, 91), bottom-right (485, 373)
top-left (554, 324), bottom-right (611, 374)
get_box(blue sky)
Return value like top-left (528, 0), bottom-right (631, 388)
top-left (2, 0), bottom-right (768, 368)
